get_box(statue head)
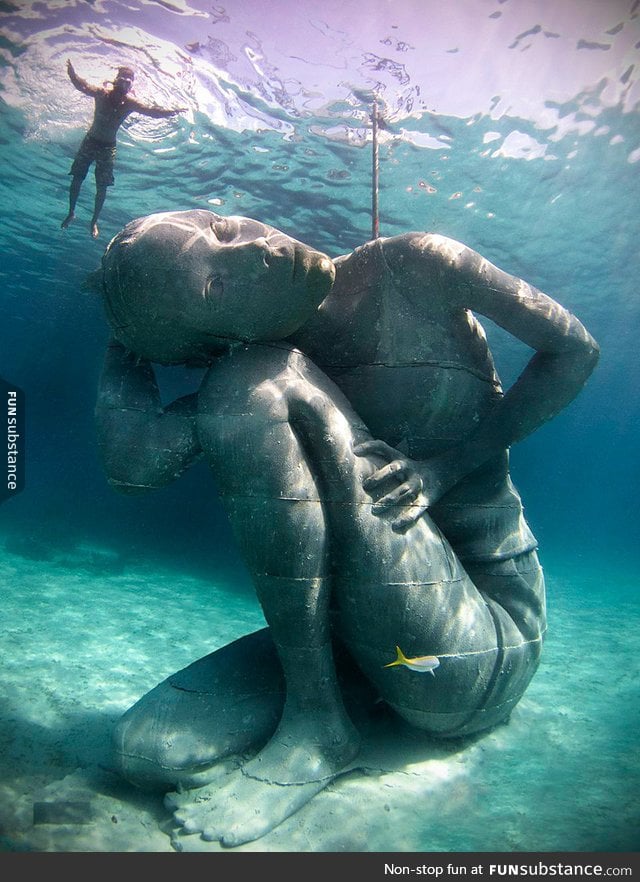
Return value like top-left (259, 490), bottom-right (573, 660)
top-left (100, 209), bottom-right (335, 364)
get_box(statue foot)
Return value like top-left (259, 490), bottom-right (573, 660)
top-left (166, 711), bottom-right (361, 846)
top-left (167, 769), bottom-right (333, 847)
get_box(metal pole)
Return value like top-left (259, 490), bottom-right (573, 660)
top-left (371, 99), bottom-right (380, 240)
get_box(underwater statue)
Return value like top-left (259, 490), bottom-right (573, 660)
top-left (93, 209), bottom-right (599, 847)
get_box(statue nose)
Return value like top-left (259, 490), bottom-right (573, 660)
top-left (252, 237), bottom-right (291, 268)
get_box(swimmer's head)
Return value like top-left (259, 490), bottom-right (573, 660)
top-left (101, 209), bottom-right (335, 365)
top-left (113, 67), bottom-right (134, 93)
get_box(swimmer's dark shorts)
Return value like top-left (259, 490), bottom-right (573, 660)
top-left (69, 134), bottom-right (116, 186)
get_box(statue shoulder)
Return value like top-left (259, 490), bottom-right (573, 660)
top-left (380, 232), bottom-right (470, 271)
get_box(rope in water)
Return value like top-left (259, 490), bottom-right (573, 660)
top-left (371, 98), bottom-right (380, 240)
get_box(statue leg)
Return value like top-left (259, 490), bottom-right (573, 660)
top-left (112, 628), bottom-right (285, 791)
top-left (168, 344), bottom-right (545, 844)
top-left (288, 394), bottom-right (545, 738)
top-left (167, 346), bottom-right (364, 845)
top-left (112, 628), bottom-right (372, 792)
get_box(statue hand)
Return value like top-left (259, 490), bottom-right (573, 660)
top-left (352, 439), bottom-right (432, 533)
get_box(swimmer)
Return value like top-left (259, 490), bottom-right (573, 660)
top-left (61, 60), bottom-right (186, 238)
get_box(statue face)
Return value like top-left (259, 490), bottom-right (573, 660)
top-left (101, 209), bottom-right (335, 364)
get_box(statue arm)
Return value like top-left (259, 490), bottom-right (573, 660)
top-left (357, 235), bottom-right (599, 529)
top-left (436, 241), bottom-right (600, 481)
top-left (95, 339), bottom-right (203, 494)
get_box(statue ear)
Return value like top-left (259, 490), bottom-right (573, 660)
top-left (82, 267), bottom-right (104, 294)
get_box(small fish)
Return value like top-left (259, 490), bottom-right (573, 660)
top-left (384, 645), bottom-right (440, 675)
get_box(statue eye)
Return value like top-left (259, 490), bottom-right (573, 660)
top-left (206, 275), bottom-right (224, 298)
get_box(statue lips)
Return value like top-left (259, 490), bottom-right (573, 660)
top-left (292, 241), bottom-right (336, 297)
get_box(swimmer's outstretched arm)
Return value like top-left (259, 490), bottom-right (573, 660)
top-left (126, 98), bottom-right (187, 118)
top-left (359, 234), bottom-right (600, 527)
top-left (95, 338), bottom-right (203, 494)
top-left (66, 59), bottom-right (100, 97)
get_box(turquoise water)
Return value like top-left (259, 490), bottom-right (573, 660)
top-left (0, 0), bottom-right (638, 853)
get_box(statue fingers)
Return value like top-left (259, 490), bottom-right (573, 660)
top-left (371, 479), bottom-right (419, 513)
top-left (362, 459), bottom-right (409, 494)
top-left (391, 498), bottom-right (429, 533)
top-left (353, 438), bottom-right (399, 462)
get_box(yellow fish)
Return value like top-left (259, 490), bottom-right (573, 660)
top-left (384, 645), bottom-right (440, 675)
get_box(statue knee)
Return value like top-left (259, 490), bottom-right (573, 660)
top-left (112, 694), bottom-right (183, 791)
top-left (111, 631), bottom-right (286, 792)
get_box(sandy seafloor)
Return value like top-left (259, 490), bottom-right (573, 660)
top-left (0, 535), bottom-right (638, 854)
